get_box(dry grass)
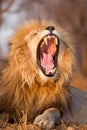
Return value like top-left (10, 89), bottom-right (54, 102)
top-left (0, 113), bottom-right (87, 130)
top-left (1, 123), bottom-right (87, 130)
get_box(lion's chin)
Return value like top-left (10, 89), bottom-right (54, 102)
top-left (37, 34), bottom-right (59, 77)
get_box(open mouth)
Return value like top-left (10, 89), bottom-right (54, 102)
top-left (37, 34), bottom-right (59, 77)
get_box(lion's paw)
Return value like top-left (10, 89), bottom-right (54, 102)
top-left (34, 113), bottom-right (55, 129)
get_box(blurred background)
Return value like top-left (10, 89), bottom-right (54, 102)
top-left (0, 0), bottom-right (87, 90)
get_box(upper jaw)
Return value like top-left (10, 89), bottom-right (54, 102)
top-left (39, 29), bottom-right (60, 40)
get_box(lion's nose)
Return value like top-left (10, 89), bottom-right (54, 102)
top-left (46, 26), bottom-right (55, 33)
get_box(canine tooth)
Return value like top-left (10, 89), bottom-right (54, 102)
top-left (44, 37), bottom-right (47, 45)
top-left (41, 41), bottom-right (44, 47)
top-left (55, 37), bottom-right (58, 45)
top-left (53, 68), bottom-right (56, 72)
top-left (46, 68), bottom-right (49, 74)
top-left (51, 68), bottom-right (56, 73)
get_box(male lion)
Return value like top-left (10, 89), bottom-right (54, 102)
top-left (0, 20), bottom-right (87, 129)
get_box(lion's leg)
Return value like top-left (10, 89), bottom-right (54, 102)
top-left (34, 107), bottom-right (61, 129)
top-left (63, 86), bottom-right (87, 124)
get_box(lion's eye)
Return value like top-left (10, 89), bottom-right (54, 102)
top-left (30, 30), bottom-right (38, 36)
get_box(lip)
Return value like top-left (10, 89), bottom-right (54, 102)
top-left (37, 33), bottom-right (59, 77)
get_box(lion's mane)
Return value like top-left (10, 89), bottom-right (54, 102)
top-left (0, 20), bottom-right (74, 122)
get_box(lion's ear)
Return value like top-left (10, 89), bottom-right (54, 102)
top-left (8, 37), bottom-right (26, 50)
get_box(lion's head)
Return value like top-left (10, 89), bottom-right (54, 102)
top-left (26, 24), bottom-right (59, 77)
top-left (8, 20), bottom-right (74, 87)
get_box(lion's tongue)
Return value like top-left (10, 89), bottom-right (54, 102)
top-left (41, 53), bottom-right (54, 70)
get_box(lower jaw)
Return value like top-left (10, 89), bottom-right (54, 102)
top-left (41, 69), bottom-right (56, 77)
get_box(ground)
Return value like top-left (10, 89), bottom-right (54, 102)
top-left (0, 113), bottom-right (87, 130)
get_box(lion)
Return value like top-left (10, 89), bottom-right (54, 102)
top-left (0, 19), bottom-right (87, 129)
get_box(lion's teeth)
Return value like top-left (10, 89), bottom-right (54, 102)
top-left (46, 68), bottom-right (56, 74)
top-left (47, 35), bottom-right (51, 39)
top-left (55, 37), bottom-right (58, 45)
top-left (44, 37), bottom-right (47, 45)
top-left (41, 41), bottom-right (45, 47)
top-left (46, 68), bottom-right (49, 74)
top-left (50, 68), bottom-right (56, 73)
top-left (52, 68), bottom-right (56, 73)
top-left (44, 35), bottom-right (58, 46)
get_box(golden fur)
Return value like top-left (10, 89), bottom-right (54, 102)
top-left (0, 20), bottom-right (74, 125)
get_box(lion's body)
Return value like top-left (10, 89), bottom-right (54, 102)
top-left (0, 20), bottom-right (74, 128)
